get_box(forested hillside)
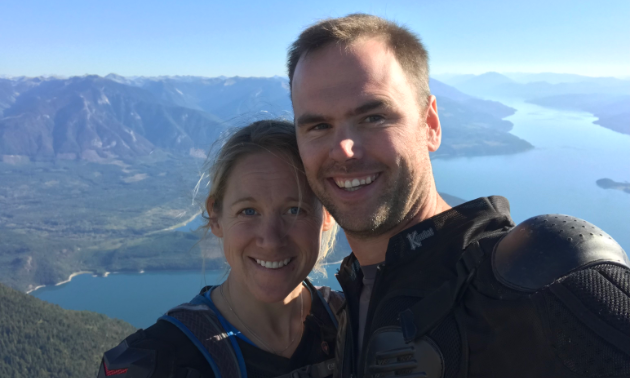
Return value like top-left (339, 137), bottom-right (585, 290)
top-left (0, 283), bottom-right (136, 378)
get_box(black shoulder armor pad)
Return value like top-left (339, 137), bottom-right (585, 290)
top-left (492, 214), bottom-right (629, 292)
top-left (98, 331), bottom-right (157, 378)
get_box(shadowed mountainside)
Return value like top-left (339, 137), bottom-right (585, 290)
top-left (0, 282), bottom-right (136, 378)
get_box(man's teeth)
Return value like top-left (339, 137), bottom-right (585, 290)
top-left (255, 258), bottom-right (292, 269)
top-left (335, 174), bottom-right (378, 190)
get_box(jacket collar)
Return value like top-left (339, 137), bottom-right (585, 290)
top-left (337, 196), bottom-right (514, 284)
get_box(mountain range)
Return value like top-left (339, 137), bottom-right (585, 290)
top-left (0, 74), bottom-right (532, 162)
top-left (437, 72), bottom-right (630, 135)
top-left (437, 72), bottom-right (630, 98)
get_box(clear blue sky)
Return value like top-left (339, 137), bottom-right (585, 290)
top-left (1, 0), bottom-right (628, 78)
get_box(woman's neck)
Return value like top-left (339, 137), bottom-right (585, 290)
top-left (211, 275), bottom-right (310, 358)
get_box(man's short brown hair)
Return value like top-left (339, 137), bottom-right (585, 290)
top-left (287, 13), bottom-right (430, 107)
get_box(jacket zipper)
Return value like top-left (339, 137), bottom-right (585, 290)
top-left (357, 262), bottom-right (386, 377)
top-left (337, 270), bottom-right (358, 378)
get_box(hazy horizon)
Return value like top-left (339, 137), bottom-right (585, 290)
top-left (2, 71), bottom-right (629, 81)
top-left (1, 0), bottom-right (628, 78)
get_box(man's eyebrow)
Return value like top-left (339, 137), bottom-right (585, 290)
top-left (296, 113), bottom-right (328, 128)
top-left (295, 99), bottom-right (392, 128)
top-left (349, 99), bottom-right (392, 116)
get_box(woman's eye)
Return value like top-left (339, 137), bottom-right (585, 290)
top-left (287, 207), bottom-right (302, 215)
top-left (240, 208), bottom-right (257, 216)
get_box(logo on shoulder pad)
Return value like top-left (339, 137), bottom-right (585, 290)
top-left (407, 228), bottom-right (435, 250)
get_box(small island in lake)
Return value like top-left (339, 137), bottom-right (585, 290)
top-left (596, 178), bottom-right (630, 194)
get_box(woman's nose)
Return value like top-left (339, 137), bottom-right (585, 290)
top-left (256, 215), bottom-right (287, 250)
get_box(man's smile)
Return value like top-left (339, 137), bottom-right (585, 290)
top-left (331, 173), bottom-right (380, 192)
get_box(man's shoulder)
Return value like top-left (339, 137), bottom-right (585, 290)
top-left (489, 213), bottom-right (628, 292)
top-left (472, 214), bottom-right (630, 375)
top-left (97, 320), bottom-right (212, 378)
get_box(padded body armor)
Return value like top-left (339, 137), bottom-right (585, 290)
top-left (333, 196), bottom-right (630, 378)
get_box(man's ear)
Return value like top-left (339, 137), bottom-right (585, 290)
top-left (424, 95), bottom-right (442, 152)
top-left (322, 207), bottom-right (335, 232)
top-left (207, 198), bottom-right (223, 238)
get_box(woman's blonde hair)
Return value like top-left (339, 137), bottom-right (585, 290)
top-left (204, 119), bottom-right (337, 275)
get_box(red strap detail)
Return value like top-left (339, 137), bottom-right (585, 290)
top-left (103, 361), bottom-right (128, 376)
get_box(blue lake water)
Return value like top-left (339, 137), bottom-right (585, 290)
top-left (433, 100), bottom-right (629, 249)
top-left (32, 267), bottom-right (341, 328)
top-left (32, 100), bottom-right (630, 329)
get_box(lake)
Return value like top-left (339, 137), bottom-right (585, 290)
top-left (32, 267), bottom-right (342, 328)
top-left (32, 100), bottom-right (630, 329)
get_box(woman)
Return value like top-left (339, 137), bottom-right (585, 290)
top-left (97, 120), bottom-right (342, 378)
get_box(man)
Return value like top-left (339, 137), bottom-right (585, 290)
top-left (289, 14), bottom-right (630, 378)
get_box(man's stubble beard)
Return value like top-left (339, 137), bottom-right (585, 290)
top-left (310, 161), bottom-right (420, 240)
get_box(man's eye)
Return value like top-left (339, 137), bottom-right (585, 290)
top-left (287, 207), bottom-right (302, 215)
top-left (311, 123), bottom-right (330, 131)
top-left (364, 115), bottom-right (384, 123)
top-left (240, 208), bottom-right (257, 216)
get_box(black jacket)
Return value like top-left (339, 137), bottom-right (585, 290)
top-left (334, 196), bottom-right (630, 378)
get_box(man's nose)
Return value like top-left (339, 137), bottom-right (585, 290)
top-left (256, 215), bottom-right (287, 250)
top-left (330, 127), bottom-right (363, 161)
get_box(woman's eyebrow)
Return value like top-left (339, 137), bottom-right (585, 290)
top-left (230, 196), bottom-right (304, 206)
top-left (229, 197), bottom-right (256, 207)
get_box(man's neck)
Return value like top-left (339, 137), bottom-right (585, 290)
top-left (346, 190), bottom-right (451, 266)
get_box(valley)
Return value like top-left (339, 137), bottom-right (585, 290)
top-left (0, 74), bottom-right (537, 292)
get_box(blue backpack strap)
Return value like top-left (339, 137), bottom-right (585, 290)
top-left (160, 288), bottom-right (247, 378)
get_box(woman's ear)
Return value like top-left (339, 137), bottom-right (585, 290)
top-left (207, 198), bottom-right (223, 238)
top-left (322, 207), bottom-right (335, 232)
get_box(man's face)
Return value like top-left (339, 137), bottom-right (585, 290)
top-left (292, 37), bottom-right (440, 238)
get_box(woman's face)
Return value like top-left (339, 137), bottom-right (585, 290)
top-left (210, 152), bottom-right (332, 303)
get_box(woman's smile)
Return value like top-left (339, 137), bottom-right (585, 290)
top-left (251, 256), bottom-right (294, 269)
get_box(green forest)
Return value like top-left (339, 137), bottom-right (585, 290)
top-left (0, 283), bottom-right (137, 378)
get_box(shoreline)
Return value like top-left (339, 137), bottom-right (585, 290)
top-left (27, 270), bottom-right (113, 294)
top-left (55, 271), bottom-right (93, 286)
top-left (26, 284), bottom-right (46, 294)
top-left (26, 261), bottom-right (348, 294)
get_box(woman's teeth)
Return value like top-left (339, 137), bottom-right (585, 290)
top-left (255, 258), bottom-right (292, 269)
top-left (334, 174), bottom-right (378, 191)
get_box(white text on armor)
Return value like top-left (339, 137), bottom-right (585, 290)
top-left (407, 228), bottom-right (435, 250)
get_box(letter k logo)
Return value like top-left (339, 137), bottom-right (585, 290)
top-left (407, 231), bottom-right (423, 250)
